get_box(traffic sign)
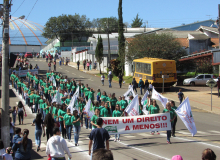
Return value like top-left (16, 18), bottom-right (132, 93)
top-left (206, 78), bottom-right (217, 89)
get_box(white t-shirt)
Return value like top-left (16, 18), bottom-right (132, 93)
top-left (149, 84), bottom-right (153, 89)
top-left (101, 75), bottom-right (105, 80)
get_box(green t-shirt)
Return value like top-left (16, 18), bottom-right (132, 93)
top-left (97, 92), bottom-right (101, 97)
top-left (29, 75), bottom-right (33, 80)
top-left (71, 86), bottom-right (76, 92)
top-left (172, 106), bottom-right (178, 110)
top-left (163, 109), bottom-right (175, 122)
top-left (51, 90), bottom-right (57, 97)
top-left (99, 106), bottom-right (105, 112)
top-left (35, 78), bottom-right (39, 84)
top-left (110, 97), bottom-right (117, 107)
top-left (26, 72), bottom-right (30, 78)
top-left (80, 86), bottom-right (85, 93)
top-left (39, 79), bottom-right (43, 86)
top-left (63, 114), bottom-right (73, 125)
top-left (78, 101), bottom-right (86, 112)
top-left (29, 94), bottom-right (35, 103)
top-left (72, 115), bottom-right (80, 126)
top-left (21, 83), bottom-right (26, 88)
top-left (120, 100), bottom-right (128, 109)
top-left (88, 91), bottom-right (95, 101)
top-left (112, 110), bottom-right (122, 117)
top-left (91, 114), bottom-right (99, 128)
top-left (42, 103), bottom-right (47, 109)
top-left (34, 95), bottom-right (41, 104)
top-left (45, 106), bottom-right (51, 115)
top-left (101, 107), bottom-right (110, 117)
top-left (65, 98), bottom-right (71, 105)
top-left (84, 87), bottom-right (90, 96)
top-left (58, 109), bottom-right (66, 121)
top-left (148, 105), bottom-right (160, 114)
top-left (60, 83), bottom-right (65, 90)
top-left (56, 75), bottom-right (60, 81)
top-left (101, 95), bottom-right (108, 102)
top-left (66, 83), bottom-right (71, 90)
top-left (17, 81), bottom-right (21, 87)
top-left (52, 107), bottom-right (58, 119)
top-left (39, 99), bottom-right (44, 108)
top-left (46, 73), bottom-right (51, 78)
top-left (44, 87), bottom-right (49, 94)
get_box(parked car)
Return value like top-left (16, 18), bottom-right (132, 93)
top-left (183, 74), bottom-right (214, 86)
top-left (24, 52), bottom-right (33, 58)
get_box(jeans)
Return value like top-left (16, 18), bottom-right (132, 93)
top-left (18, 111), bottom-right (23, 124)
top-left (35, 103), bottom-right (39, 113)
top-left (66, 125), bottom-right (72, 140)
top-left (167, 122), bottom-right (173, 142)
top-left (115, 134), bottom-right (120, 139)
top-left (12, 114), bottom-right (16, 124)
top-left (85, 117), bottom-right (91, 129)
top-left (81, 92), bottom-right (84, 98)
top-left (18, 87), bottom-right (22, 95)
top-left (109, 80), bottom-right (112, 88)
top-left (179, 98), bottom-right (182, 104)
top-left (35, 84), bottom-right (38, 91)
top-left (73, 125), bottom-right (81, 144)
top-left (172, 118), bottom-right (177, 136)
top-left (80, 113), bottom-right (83, 126)
top-left (51, 158), bottom-right (65, 160)
top-left (59, 61), bottom-right (61, 66)
top-left (10, 133), bottom-right (13, 143)
top-left (133, 87), bottom-right (137, 93)
top-left (35, 130), bottom-right (42, 147)
top-left (101, 80), bottom-right (104, 85)
top-left (140, 87), bottom-right (143, 95)
top-left (25, 98), bottom-right (29, 105)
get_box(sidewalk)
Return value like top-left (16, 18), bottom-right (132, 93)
top-left (68, 62), bottom-right (100, 75)
top-left (163, 89), bottom-right (220, 115)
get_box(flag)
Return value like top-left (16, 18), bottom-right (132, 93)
top-left (175, 97), bottom-right (197, 136)
top-left (74, 87), bottom-right (79, 98)
top-left (141, 90), bottom-right (149, 105)
top-left (52, 89), bottom-right (61, 104)
top-left (125, 95), bottom-right (139, 116)
top-left (49, 76), bottom-right (56, 87)
top-left (84, 99), bottom-right (94, 119)
top-left (151, 87), bottom-right (168, 108)
top-left (67, 95), bottom-right (78, 114)
top-left (123, 87), bottom-right (136, 102)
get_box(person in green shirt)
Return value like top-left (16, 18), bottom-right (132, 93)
top-left (80, 83), bottom-right (85, 98)
top-left (96, 89), bottom-right (101, 103)
top-left (109, 93), bottom-right (117, 113)
top-left (45, 101), bottom-right (51, 115)
top-left (72, 110), bottom-right (81, 146)
top-left (33, 91), bottom-right (41, 113)
top-left (88, 88), bottom-right (95, 102)
top-left (66, 80), bottom-right (72, 93)
top-left (29, 91), bottom-right (35, 113)
top-left (71, 84), bottom-right (76, 96)
top-left (39, 95), bottom-right (44, 117)
top-left (17, 78), bottom-right (22, 95)
top-left (170, 101), bottom-right (178, 137)
top-left (138, 96), bottom-right (143, 115)
top-left (56, 73), bottom-right (61, 87)
top-left (52, 104), bottom-right (59, 122)
top-left (43, 84), bottom-right (49, 101)
top-left (100, 91), bottom-right (108, 102)
top-left (112, 104), bottom-right (122, 141)
top-left (29, 73), bottom-right (34, 88)
top-left (60, 81), bottom-right (65, 91)
top-left (91, 108), bottom-right (100, 129)
top-left (144, 95), bottom-right (152, 111)
top-left (84, 84), bottom-right (90, 101)
top-left (58, 104), bottom-right (67, 138)
top-left (148, 100), bottom-right (160, 135)
top-left (100, 102), bottom-right (111, 117)
top-left (128, 95), bottom-right (134, 104)
top-left (65, 95), bottom-right (71, 106)
top-left (78, 98), bottom-right (86, 127)
top-left (42, 100), bottom-right (47, 120)
top-left (120, 96), bottom-right (128, 111)
top-left (63, 108), bottom-right (73, 142)
top-left (46, 70), bottom-right (51, 81)
top-left (163, 102), bottom-right (176, 144)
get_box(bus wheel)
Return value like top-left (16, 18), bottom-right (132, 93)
top-left (190, 82), bottom-right (195, 86)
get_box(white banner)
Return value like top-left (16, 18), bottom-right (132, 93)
top-left (15, 69), bottom-right (38, 77)
top-left (67, 95), bottom-right (78, 114)
top-left (102, 113), bottom-right (171, 134)
top-left (83, 99), bottom-right (94, 119)
top-left (175, 97), bottom-right (197, 136)
top-left (141, 90), bottom-right (149, 105)
top-left (151, 87), bottom-right (168, 108)
top-left (52, 89), bottom-right (61, 105)
top-left (123, 87), bottom-right (136, 102)
top-left (74, 87), bottom-right (79, 98)
top-left (49, 76), bottom-right (56, 87)
top-left (125, 95), bottom-right (139, 116)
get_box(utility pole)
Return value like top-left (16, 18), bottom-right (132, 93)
top-left (107, 18), bottom-right (111, 68)
top-left (1, 0), bottom-right (10, 147)
top-left (218, 4), bottom-right (220, 49)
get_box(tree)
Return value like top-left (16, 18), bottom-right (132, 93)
top-left (92, 17), bottom-right (118, 33)
top-left (118, 0), bottom-right (125, 74)
top-left (131, 14), bottom-right (143, 28)
top-left (42, 14), bottom-right (92, 42)
top-left (126, 33), bottom-right (189, 71)
top-left (95, 35), bottom-right (104, 74)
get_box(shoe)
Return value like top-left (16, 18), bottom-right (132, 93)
top-left (151, 132), bottom-right (154, 135)
top-left (167, 141), bottom-right (171, 144)
top-left (37, 146), bottom-right (40, 152)
top-left (77, 143), bottom-right (79, 146)
top-left (114, 139), bottom-right (117, 142)
top-left (75, 143), bottom-right (77, 146)
top-left (118, 139), bottom-right (120, 142)
top-left (173, 135), bottom-right (176, 137)
top-left (157, 132), bottom-right (160, 135)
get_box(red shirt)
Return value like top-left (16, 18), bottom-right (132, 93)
top-left (48, 63), bottom-right (51, 67)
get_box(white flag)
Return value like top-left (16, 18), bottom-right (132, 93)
top-left (123, 87), bottom-right (136, 102)
top-left (141, 90), bottom-right (149, 105)
top-left (175, 97), bottom-right (197, 136)
top-left (67, 95), bottom-right (78, 114)
top-left (56, 89), bottom-right (62, 105)
top-left (84, 99), bottom-right (94, 119)
top-left (151, 87), bottom-right (168, 108)
top-left (74, 87), bottom-right (79, 98)
top-left (125, 95), bottom-right (139, 116)
top-left (49, 76), bottom-right (56, 87)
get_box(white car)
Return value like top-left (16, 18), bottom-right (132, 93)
top-left (183, 74), bottom-right (214, 86)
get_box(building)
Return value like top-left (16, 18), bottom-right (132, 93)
top-left (0, 17), bottom-right (48, 55)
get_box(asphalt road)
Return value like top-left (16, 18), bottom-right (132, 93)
top-left (28, 58), bottom-right (220, 160)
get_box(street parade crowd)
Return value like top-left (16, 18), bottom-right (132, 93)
top-left (2, 56), bottom-right (217, 160)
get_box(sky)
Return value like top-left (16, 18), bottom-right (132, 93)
top-left (4, 0), bottom-right (220, 28)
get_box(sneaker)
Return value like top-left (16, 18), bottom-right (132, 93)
top-left (114, 139), bottom-right (117, 142)
top-left (173, 135), bottom-right (176, 137)
top-left (151, 132), bottom-right (154, 135)
top-left (117, 139), bottom-right (120, 142)
top-left (75, 143), bottom-right (77, 146)
top-left (157, 132), bottom-right (160, 135)
top-left (167, 141), bottom-right (171, 144)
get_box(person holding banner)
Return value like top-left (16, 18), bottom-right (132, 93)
top-left (163, 102), bottom-right (176, 144)
top-left (170, 101), bottom-right (178, 137)
top-left (91, 109), bottom-right (100, 130)
top-left (148, 100), bottom-right (160, 135)
top-left (100, 102), bottom-right (111, 117)
top-left (144, 95), bottom-right (152, 110)
top-left (109, 93), bottom-right (117, 113)
top-left (120, 96), bottom-right (128, 112)
top-left (112, 104), bottom-right (122, 142)
top-left (72, 110), bottom-right (81, 146)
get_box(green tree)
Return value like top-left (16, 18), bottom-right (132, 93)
top-left (42, 14), bottom-right (92, 42)
top-left (92, 17), bottom-right (118, 33)
top-left (95, 35), bottom-right (104, 74)
top-left (126, 33), bottom-right (189, 71)
top-left (118, 0), bottom-right (125, 74)
top-left (131, 14), bottom-right (143, 28)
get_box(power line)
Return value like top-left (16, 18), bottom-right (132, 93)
top-left (11, 0), bottom-right (26, 15)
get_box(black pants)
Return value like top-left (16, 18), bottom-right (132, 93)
top-left (77, 65), bottom-right (79, 70)
top-left (60, 121), bottom-right (66, 138)
top-left (119, 80), bottom-right (122, 88)
top-left (133, 87), bottom-right (137, 93)
top-left (54, 65), bottom-right (56, 71)
top-left (83, 64), bottom-right (86, 70)
top-left (87, 66), bottom-right (89, 71)
top-left (18, 87), bottom-right (22, 95)
top-left (18, 111), bottom-right (23, 124)
top-left (46, 128), bottom-right (53, 141)
top-left (172, 118), bottom-right (177, 136)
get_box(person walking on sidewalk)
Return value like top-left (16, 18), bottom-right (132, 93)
top-left (144, 79), bottom-right (149, 93)
top-left (83, 60), bottom-right (86, 70)
top-left (87, 61), bottom-right (90, 71)
top-left (17, 101), bottom-right (26, 125)
top-left (48, 61), bottom-right (51, 71)
top-left (108, 71), bottom-right (112, 88)
top-left (138, 78), bottom-right (144, 95)
top-left (132, 78), bottom-right (137, 93)
top-left (217, 77), bottom-right (220, 98)
top-left (72, 110), bottom-right (81, 146)
top-left (89, 118), bottom-right (110, 159)
top-left (53, 60), bottom-right (56, 71)
top-left (178, 89), bottom-right (185, 104)
top-left (101, 74), bottom-right (105, 86)
top-left (118, 73), bottom-right (123, 88)
top-left (77, 60), bottom-right (80, 70)
top-left (32, 113), bottom-right (45, 152)
top-left (46, 127), bottom-right (72, 160)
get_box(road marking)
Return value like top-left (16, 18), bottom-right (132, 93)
top-left (210, 130), bottom-right (220, 134)
top-left (89, 79), bottom-right (93, 81)
top-left (118, 141), bottom-right (169, 160)
top-left (177, 131), bottom-right (191, 135)
top-left (80, 76), bottom-right (84, 78)
top-left (123, 136), bottom-right (135, 138)
top-left (138, 133), bottom-right (153, 137)
top-left (59, 67), bottom-right (62, 69)
top-left (72, 73), bottom-right (76, 75)
top-left (66, 70), bottom-right (69, 72)
top-left (66, 141), bottom-right (90, 157)
top-left (197, 131), bottom-right (208, 135)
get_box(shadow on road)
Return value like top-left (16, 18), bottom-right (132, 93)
top-left (0, 89), bottom-right (16, 98)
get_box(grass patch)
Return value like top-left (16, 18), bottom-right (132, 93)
top-left (96, 73), bottom-right (133, 84)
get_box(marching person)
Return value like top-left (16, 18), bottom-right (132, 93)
top-left (112, 104), bottom-right (122, 142)
top-left (46, 127), bottom-right (72, 160)
top-left (91, 108), bottom-right (100, 130)
top-left (170, 101), bottom-right (178, 137)
top-left (138, 78), bottom-right (144, 95)
top-left (148, 100), bottom-right (160, 135)
top-left (64, 108), bottom-right (73, 142)
top-left (72, 110), bottom-right (81, 146)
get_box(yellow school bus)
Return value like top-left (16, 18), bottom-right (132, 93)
top-left (133, 57), bottom-right (177, 88)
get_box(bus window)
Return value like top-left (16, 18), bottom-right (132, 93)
top-left (136, 62), bottom-right (141, 72)
top-left (144, 63), bottom-right (151, 75)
